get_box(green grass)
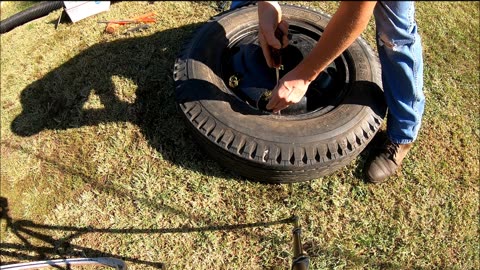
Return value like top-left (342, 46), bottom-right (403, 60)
top-left (1, 1), bottom-right (478, 269)
top-left (0, 1), bottom-right (37, 20)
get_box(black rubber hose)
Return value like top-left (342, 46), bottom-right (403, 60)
top-left (0, 1), bottom-right (64, 34)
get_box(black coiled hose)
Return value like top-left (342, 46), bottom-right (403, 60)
top-left (0, 1), bottom-right (64, 34)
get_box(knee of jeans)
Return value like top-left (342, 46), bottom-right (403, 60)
top-left (377, 21), bottom-right (418, 50)
top-left (377, 31), bottom-right (416, 52)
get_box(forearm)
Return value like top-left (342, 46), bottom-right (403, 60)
top-left (294, 1), bottom-right (377, 82)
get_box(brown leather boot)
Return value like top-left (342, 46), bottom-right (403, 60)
top-left (366, 139), bottom-right (413, 183)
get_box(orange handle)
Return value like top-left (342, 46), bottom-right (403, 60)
top-left (133, 12), bottom-right (156, 20)
top-left (105, 12), bottom-right (157, 33)
top-left (133, 12), bottom-right (157, 23)
top-left (105, 22), bottom-right (121, 33)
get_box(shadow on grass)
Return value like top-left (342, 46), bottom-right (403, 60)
top-left (0, 197), bottom-right (295, 269)
top-left (9, 21), bottom-right (243, 180)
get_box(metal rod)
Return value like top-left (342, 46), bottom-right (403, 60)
top-left (291, 215), bottom-right (310, 270)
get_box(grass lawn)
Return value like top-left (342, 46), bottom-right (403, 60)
top-left (1, 1), bottom-right (478, 269)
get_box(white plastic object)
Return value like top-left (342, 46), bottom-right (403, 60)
top-left (63, 1), bottom-right (111, 23)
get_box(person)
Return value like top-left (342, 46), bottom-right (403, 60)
top-left (230, 1), bottom-right (425, 184)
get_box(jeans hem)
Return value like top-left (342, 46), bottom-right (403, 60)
top-left (388, 136), bottom-right (415, 145)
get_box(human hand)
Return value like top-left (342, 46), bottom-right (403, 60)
top-left (258, 1), bottom-right (289, 68)
top-left (266, 70), bottom-right (311, 113)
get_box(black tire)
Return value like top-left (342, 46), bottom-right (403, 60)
top-left (173, 4), bottom-right (387, 183)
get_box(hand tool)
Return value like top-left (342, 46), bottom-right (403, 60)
top-left (290, 215), bottom-right (310, 270)
top-left (271, 27), bottom-right (284, 85)
top-left (99, 12), bottom-right (157, 34)
top-left (268, 27), bottom-right (285, 115)
top-left (123, 24), bottom-right (151, 35)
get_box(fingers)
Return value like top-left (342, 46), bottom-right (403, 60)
top-left (278, 20), bottom-right (290, 48)
top-left (266, 95), bottom-right (291, 113)
top-left (259, 22), bottom-right (289, 68)
top-left (266, 81), bottom-right (292, 113)
top-left (265, 99), bottom-right (283, 113)
top-left (259, 32), bottom-right (274, 67)
top-left (262, 26), bottom-right (282, 50)
top-left (261, 20), bottom-right (288, 49)
top-left (265, 82), bottom-right (281, 111)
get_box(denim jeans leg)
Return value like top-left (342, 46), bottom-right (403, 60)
top-left (374, 1), bottom-right (425, 144)
top-left (230, 1), bottom-right (256, 10)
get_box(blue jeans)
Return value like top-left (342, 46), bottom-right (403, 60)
top-left (374, 1), bottom-right (424, 144)
top-left (230, 1), bottom-right (254, 10)
top-left (231, 1), bottom-right (425, 144)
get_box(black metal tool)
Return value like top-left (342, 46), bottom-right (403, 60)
top-left (271, 27), bottom-right (284, 84)
top-left (291, 215), bottom-right (310, 270)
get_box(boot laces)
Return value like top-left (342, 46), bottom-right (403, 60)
top-left (385, 141), bottom-right (400, 163)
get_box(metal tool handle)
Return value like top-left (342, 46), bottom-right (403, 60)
top-left (291, 215), bottom-right (310, 270)
top-left (270, 27), bottom-right (284, 67)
